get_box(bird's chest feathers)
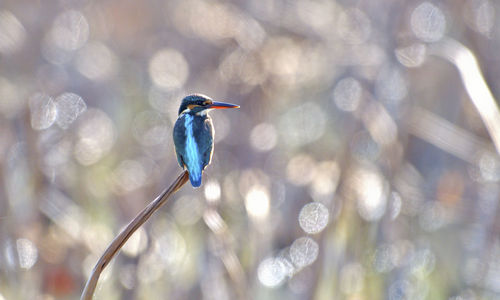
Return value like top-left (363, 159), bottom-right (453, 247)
top-left (183, 114), bottom-right (200, 164)
top-left (181, 114), bottom-right (212, 165)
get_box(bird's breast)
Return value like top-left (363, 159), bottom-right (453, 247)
top-left (183, 115), bottom-right (201, 162)
top-left (174, 113), bottom-right (214, 160)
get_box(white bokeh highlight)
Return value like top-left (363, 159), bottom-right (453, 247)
top-left (279, 102), bottom-right (326, 147)
top-left (411, 2), bottom-right (446, 42)
top-left (298, 202), bottom-right (329, 234)
top-left (55, 92), bottom-right (87, 129)
top-left (333, 77), bottom-right (363, 112)
top-left (395, 43), bottom-right (427, 68)
top-left (250, 123), bottom-right (278, 152)
top-left (50, 10), bottom-right (89, 51)
top-left (16, 238), bottom-right (38, 269)
top-left (29, 93), bottom-right (57, 130)
top-left (352, 168), bottom-right (388, 221)
top-left (149, 48), bottom-right (189, 91)
top-left (245, 185), bottom-right (270, 220)
top-left (204, 180), bottom-right (221, 203)
top-left (76, 41), bottom-right (118, 81)
top-left (257, 257), bottom-right (288, 287)
top-left (74, 109), bottom-right (115, 165)
top-left (290, 237), bottom-right (319, 268)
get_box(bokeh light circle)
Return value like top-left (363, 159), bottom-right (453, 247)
top-left (298, 202), bottom-right (329, 234)
top-left (250, 122), bottom-right (278, 152)
top-left (29, 93), bottom-right (57, 130)
top-left (333, 77), bottom-right (363, 112)
top-left (411, 2), bottom-right (446, 42)
top-left (290, 237), bottom-right (319, 268)
top-left (55, 92), bottom-right (87, 129)
top-left (258, 257), bottom-right (288, 287)
top-left (50, 10), bottom-right (90, 51)
top-left (149, 48), bottom-right (189, 91)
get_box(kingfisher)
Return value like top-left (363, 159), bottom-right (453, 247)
top-left (173, 94), bottom-right (239, 187)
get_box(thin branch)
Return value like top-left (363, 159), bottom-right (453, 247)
top-left (430, 38), bottom-right (500, 155)
top-left (81, 170), bottom-right (189, 300)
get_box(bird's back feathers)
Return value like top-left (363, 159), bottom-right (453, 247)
top-left (173, 113), bottom-right (214, 187)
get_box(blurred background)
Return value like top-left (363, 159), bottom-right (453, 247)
top-left (1, 0), bottom-right (500, 299)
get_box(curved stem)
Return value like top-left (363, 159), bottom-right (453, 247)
top-left (81, 171), bottom-right (189, 300)
top-left (430, 38), bottom-right (500, 155)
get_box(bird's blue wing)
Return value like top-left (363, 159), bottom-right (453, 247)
top-left (173, 117), bottom-right (187, 168)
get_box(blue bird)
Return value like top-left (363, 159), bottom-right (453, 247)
top-left (173, 94), bottom-right (239, 187)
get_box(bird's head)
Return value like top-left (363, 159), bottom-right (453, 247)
top-left (178, 94), bottom-right (239, 116)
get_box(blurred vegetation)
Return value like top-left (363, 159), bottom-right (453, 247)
top-left (1, 0), bottom-right (500, 299)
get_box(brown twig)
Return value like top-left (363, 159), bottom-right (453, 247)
top-left (80, 170), bottom-right (189, 300)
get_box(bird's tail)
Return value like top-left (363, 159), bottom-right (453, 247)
top-left (188, 170), bottom-right (202, 187)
